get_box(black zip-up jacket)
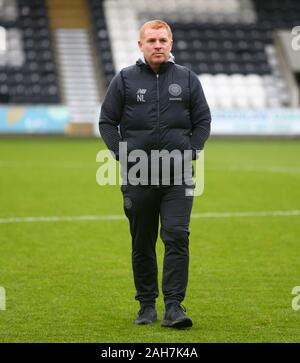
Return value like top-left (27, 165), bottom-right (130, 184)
top-left (99, 57), bottom-right (211, 183)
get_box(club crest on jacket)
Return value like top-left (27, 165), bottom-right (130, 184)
top-left (168, 84), bottom-right (182, 97)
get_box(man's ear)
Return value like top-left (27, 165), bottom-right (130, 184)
top-left (138, 40), bottom-right (142, 51)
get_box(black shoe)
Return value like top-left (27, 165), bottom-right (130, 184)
top-left (134, 305), bottom-right (157, 325)
top-left (161, 303), bottom-right (193, 328)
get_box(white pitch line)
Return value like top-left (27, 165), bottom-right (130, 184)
top-left (192, 210), bottom-right (300, 218)
top-left (1, 160), bottom-right (300, 173)
top-left (0, 215), bottom-right (125, 224)
top-left (0, 210), bottom-right (300, 224)
top-left (0, 161), bottom-right (96, 169)
top-left (220, 165), bottom-right (300, 174)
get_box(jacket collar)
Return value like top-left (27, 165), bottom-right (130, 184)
top-left (136, 53), bottom-right (175, 73)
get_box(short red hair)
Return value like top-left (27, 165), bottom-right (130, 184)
top-left (139, 20), bottom-right (173, 40)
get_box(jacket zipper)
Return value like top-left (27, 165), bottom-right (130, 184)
top-left (156, 73), bottom-right (160, 149)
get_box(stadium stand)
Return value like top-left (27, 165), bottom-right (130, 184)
top-left (93, 0), bottom-right (300, 110)
top-left (0, 0), bottom-right (60, 104)
top-left (0, 0), bottom-right (299, 134)
top-left (46, 0), bottom-right (101, 130)
top-left (88, 0), bottom-right (115, 87)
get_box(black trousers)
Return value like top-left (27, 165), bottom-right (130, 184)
top-left (121, 184), bottom-right (194, 306)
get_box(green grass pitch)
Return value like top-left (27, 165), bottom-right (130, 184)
top-left (0, 137), bottom-right (299, 342)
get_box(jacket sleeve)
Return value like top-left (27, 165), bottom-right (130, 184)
top-left (189, 70), bottom-right (211, 158)
top-left (99, 72), bottom-right (125, 160)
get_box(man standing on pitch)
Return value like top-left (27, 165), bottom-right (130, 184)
top-left (99, 20), bottom-right (211, 328)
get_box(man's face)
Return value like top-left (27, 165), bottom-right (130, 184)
top-left (138, 27), bottom-right (173, 69)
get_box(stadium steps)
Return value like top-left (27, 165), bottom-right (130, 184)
top-left (54, 29), bottom-right (100, 129)
top-left (47, 0), bottom-right (102, 134)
